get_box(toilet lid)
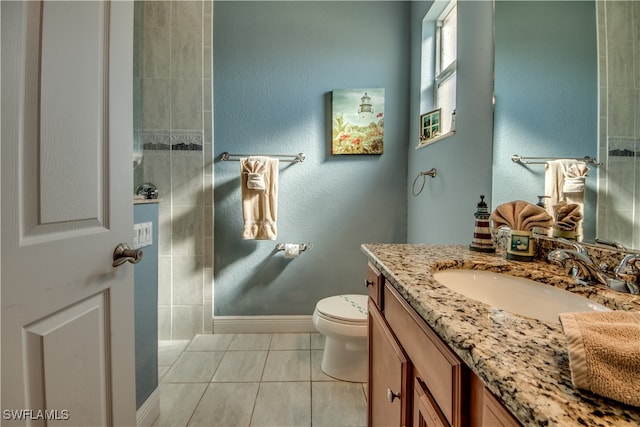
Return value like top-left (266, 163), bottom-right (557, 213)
top-left (316, 295), bottom-right (368, 323)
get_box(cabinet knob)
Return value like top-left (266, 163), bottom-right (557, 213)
top-left (365, 280), bottom-right (374, 287)
top-left (387, 388), bottom-right (401, 403)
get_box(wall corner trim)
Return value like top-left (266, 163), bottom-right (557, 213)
top-left (213, 315), bottom-right (316, 334)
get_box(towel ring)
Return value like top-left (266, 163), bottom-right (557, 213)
top-left (412, 168), bottom-right (437, 196)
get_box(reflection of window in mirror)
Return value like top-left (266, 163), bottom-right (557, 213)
top-left (434, 0), bottom-right (456, 134)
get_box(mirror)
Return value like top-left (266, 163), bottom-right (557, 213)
top-left (492, 0), bottom-right (639, 251)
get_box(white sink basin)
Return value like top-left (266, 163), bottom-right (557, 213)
top-left (433, 269), bottom-right (610, 323)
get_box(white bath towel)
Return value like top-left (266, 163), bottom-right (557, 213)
top-left (240, 157), bottom-right (279, 240)
top-left (545, 159), bottom-right (588, 238)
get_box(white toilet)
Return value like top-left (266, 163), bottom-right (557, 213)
top-left (312, 294), bottom-right (368, 383)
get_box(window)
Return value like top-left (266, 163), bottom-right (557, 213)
top-left (435, 0), bottom-right (457, 134)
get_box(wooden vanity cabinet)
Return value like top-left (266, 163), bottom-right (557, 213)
top-left (366, 264), bottom-right (522, 427)
top-left (366, 262), bottom-right (384, 309)
top-left (413, 375), bottom-right (448, 427)
top-left (384, 281), bottom-right (467, 427)
top-left (368, 299), bottom-right (411, 426)
top-left (469, 374), bottom-right (521, 427)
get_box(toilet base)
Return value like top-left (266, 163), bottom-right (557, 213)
top-left (320, 335), bottom-right (368, 383)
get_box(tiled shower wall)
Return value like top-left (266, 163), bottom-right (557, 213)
top-left (597, 0), bottom-right (640, 249)
top-left (134, 1), bottom-right (213, 339)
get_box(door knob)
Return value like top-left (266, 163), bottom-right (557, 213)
top-left (112, 243), bottom-right (143, 267)
top-left (387, 388), bottom-right (401, 403)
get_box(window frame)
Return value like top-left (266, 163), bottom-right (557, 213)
top-left (417, 0), bottom-right (458, 149)
top-left (434, 0), bottom-right (457, 127)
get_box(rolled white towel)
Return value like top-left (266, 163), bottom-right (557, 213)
top-left (247, 172), bottom-right (266, 190)
top-left (563, 176), bottom-right (586, 194)
top-left (243, 158), bottom-right (267, 191)
top-left (563, 163), bottom-right (589, 194)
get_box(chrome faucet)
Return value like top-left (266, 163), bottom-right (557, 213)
top-left (595, 237), bottom-right (628, 251)
top-left (548, 249), bottom-right (634, 293)
top-left (556, 238), bottom-right (587, 255)
top-left (615, 254), bottom-right (640, 294)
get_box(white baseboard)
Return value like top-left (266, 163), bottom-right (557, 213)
top-left (136, 388), bottom-right (159, 427)
top-left (212, 315), bottom-right (316, 334)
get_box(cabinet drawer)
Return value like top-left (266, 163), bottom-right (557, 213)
top-left (384, 283), bottom-right (466, 427)
top-left (366, 262), bottom-right (383, 309)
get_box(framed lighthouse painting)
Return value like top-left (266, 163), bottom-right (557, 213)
top-left (331, 88), bottom-right (384, 155)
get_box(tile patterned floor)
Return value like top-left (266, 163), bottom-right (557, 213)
top-left (153, 333), bottom-right (367, 427)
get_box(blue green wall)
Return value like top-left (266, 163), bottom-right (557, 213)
top-left (212, 0), bottom-right (598, 317)
top-left (213, 1), bottom-right (410, 316)
top-left (134, 203), bottom-right (158, 409)
top-left (491, 1), bottom-right (598, 240)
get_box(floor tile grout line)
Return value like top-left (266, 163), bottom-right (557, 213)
top-left (206, 347), bottom-right (223, 383)
top-left (248, 378), bottom-right (266, 427)
top-left (257, 346), bottom-right (269, 384)
top-left (183, 382), bottom-right (209, 427)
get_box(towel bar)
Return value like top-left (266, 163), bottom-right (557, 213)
top-left (511, 154), bottom-right (602, 166)
top-left (219, 152), bottom-right (306, 163)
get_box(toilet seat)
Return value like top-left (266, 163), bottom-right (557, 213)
top-left (315, 295), bottom-right (367, 324)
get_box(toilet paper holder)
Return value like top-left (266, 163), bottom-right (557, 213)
top-left (275, 243), bottom-right (310, 253)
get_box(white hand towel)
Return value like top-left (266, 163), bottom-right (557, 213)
top-left (545, 159), bottom-right (588, 238)
top-left (563, 177), bottom-right (586, 193)
top-left (247, 172), bottom-right (266, 191)
top-left (563, 163), bottom-right (589, 194)
top-left (544, 160), bottom-right (568, 219)
top-left (242, 158), bottom-right (267, 191)
top-left (240, 157), bottom-right (279, 240)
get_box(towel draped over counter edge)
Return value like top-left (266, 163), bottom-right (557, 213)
top-left (559, 310), bottom-right (640, 407)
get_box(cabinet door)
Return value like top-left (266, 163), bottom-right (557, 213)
top-left (384, 282), bottom-right (466, 427)
top-left (413, 377), bottom-right (448, 427)
top-left (369, 300), bottom-right (410, 427)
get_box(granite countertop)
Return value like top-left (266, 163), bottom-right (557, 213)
top-left (361, 243), bottom-right (640, 426)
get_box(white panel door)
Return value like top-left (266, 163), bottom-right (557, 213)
top-left (1, 1), bottom-right (136, 426)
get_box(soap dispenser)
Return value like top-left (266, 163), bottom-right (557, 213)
top-left (532, 195), bottom-right (551, 236)
top-left (536, 195), bottom-right (550, 208)
top-left (469, 195), bottom-right (496, 253)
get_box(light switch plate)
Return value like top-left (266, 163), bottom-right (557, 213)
top-left (133, 222), bottom-right (153, 249)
